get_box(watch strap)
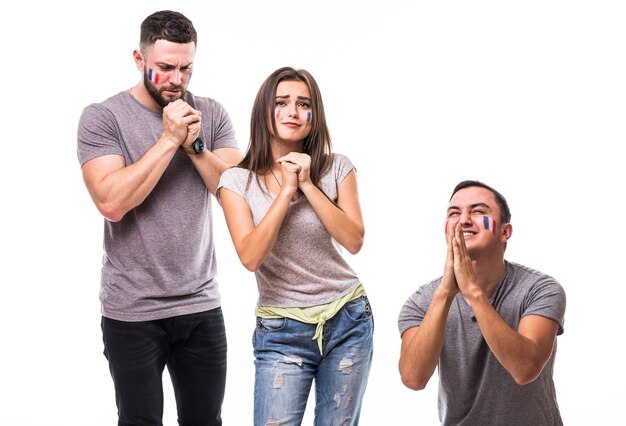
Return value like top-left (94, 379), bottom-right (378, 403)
top-left (179, 145), bottom-right (199, 155)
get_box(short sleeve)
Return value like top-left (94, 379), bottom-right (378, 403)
top-left (203, 99), bottom-right (238, 152)
top-left (523, 276), bottom-right (566, 335)
top-left (217, 167), bottom-right (249, 202)
top-left (333, 154), bottom-right (355, 186)
top-left (398, 283), bottom-right (434, 337)
top-left (77, 104), bottom-right (124, 166)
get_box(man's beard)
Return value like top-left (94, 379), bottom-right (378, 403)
top-left (143, 69), bottom-right (187, 108)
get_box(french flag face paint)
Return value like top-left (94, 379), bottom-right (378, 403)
top-left (276, 109), bottom-right (281, 120)
top-left (482, 216), bottom-right (497, 235)
top-left (306, 111), bottom-right (311, 123)
top-left (147, 68), bottom-right (160, 84)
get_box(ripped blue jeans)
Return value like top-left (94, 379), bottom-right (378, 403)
top-left (252, 296), bottom-right (374, 426)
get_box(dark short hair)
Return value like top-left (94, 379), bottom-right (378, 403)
top-left (140, 10), bottom-right (197, 51)
top-left (450, 180), bottom-right (511, 224)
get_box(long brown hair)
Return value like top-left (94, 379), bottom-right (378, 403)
top-left (239, 67), bottom-right (333, 189)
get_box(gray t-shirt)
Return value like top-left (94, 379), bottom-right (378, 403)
top-left (77, 90), bottom-right (237, 322)
top-left (398, 261), bottom-right (566, 426)
top-left (217, 154), bottom-right (361, 307)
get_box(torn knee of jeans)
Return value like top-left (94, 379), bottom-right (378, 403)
top-left (334, 384), bottom-right (350, 407)
top-left (273, 370), bottom-right (284, 388)
top-left (282, 355), bottom-right (303, 366)
top-left (339, 356), bottom-right (353, 373)
top-left (271, 355), bottom-right (303, 389)
top-left (265, 419), bottom-right (280, 426)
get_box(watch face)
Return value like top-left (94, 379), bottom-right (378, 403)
top-left (192, 138), bottom-right (204, 154)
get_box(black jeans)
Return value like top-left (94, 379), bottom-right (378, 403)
top-left (101, 308), bottom-right (227, 426)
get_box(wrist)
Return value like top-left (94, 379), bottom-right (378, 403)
top-left (277, 184), bottom-right (298, 198)
top-left (299, 180), bottom-right (316, 193)
top-left (180, 138), bottom-right (205, 155)
top-left (462, 287), bottom-right (486, 307)
top-left (434, 286), bottom-right (458, 302)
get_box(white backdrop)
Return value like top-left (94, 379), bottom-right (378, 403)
top-left (1, 1), bottom-right (624, 424)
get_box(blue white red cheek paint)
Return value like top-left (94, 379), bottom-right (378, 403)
top-left (307, 112), bottom-right (311, 122)
top-left (147, 68), bottom-right (160, 84)
top-left (276, 110), bottom-right (281, 120)
top-left (482, 215), bottom-right (497, 234)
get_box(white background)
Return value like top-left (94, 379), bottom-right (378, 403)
top-left (1, 1), bottom-right (624, 424)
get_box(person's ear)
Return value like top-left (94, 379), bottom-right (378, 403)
top-left (133, 49), bottom-right (144, 71)
top-left (501, 223), bottom-right (513, 242)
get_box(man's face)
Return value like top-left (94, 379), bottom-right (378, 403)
top-left (142, 39), bottom-right (196, 108)
top-left (446, 186), bottom-right (503, 253)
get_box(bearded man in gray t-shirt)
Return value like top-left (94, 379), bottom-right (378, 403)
top-left (77, 10), bottom-right (241, 425)
top-left (398, 180), bottom-right (566, 426)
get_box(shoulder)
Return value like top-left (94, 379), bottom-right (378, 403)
top-left (326, 153), bottom-right (355, 182)
top-left (218, 167), bottom-right (260, 201)
top-left (79, 92), bottom-right (134, 134)
top-left (507, 262), bottom-right (564, 291)
top-left (222, 166), bottom-right (250, 180)
top-left (95, 91), bottom-right (135, 111)
top-left (219, 167), bottom-right (255, 191)
top-left (80, 91), bottom-right (138, 122)
top-left (404, 277), bottom-right (442, 307)
top-left (507, 261), bottom-right (566, 333)
top-left (331, 153), bottom-right (352, 167)
top-left (81, 91), bottom-right (123, 115)
top-left (398, 277), bottom-right (442, 334)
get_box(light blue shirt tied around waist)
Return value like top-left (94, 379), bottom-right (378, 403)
top-left (256, 284), bottom-right (366, 355)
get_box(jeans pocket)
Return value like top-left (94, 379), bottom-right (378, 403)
top-left (255, 317), bottom-right (287, 333)
top-left (343, 296), bottom-right (373, 322)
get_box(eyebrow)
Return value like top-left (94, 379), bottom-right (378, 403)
top-left (447, 202), bottom-right (492, 212)
top-left (275, 95), bottom-right (312, 102)
top-left (155, 61), bottom-right (193, 68)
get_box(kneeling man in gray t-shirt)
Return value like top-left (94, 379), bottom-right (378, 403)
top-left (398, 180), bottom-right (566, 426)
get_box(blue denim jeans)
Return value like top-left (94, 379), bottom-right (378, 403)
top-left (253, 296), bottom-right (374, 426)
top-left (101, 308), bottom-right (227, 426)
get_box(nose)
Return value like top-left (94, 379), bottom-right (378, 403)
top-left (287, 102), bottom-right (298, 118)
top-left (169, 68), bottom-right (183, 85)
top-left (459, 211), bottom-right (473, 226)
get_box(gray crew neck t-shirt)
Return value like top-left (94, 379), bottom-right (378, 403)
top-left (217, 154), bottom-right (361, 308)
top-left (398, 261), bottom-right (566, 426)
top-left (77, 90), bottom-right (238, 321)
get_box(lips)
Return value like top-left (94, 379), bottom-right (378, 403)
top-left (162, 86), bottom-right (182, 95)
top-left (282, 122), bottom-right (301, 128)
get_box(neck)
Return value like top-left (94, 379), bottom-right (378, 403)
top-left (270, 139), bottom-right (304, 160)
top-left (130, 83), bottom-right (162, 112)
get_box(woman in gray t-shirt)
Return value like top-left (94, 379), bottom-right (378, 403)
top-left (218, 67), bottom-right (373, 426)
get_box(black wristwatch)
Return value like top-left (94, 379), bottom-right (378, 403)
top-left (180, 138), bottom-right (205, 155)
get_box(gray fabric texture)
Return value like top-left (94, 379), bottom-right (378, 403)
top-left (77, 90), bottom-right (237, 321)
top-left (217, 153), bottom-right (361, 307)
top-left (398, 261), bottom-right (566, 426)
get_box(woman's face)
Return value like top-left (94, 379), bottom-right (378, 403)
top-left (270, 80), bottom-right (313, 144)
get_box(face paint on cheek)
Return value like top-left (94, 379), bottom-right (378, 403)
top-left (147, 68), bottom-right (160, 84)
top-left (275, 109), bottom-right (281, 120)
top-left (306, 112), bottom-right (311, 123)
top-left (482, 215), bottom-right (497, 235)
